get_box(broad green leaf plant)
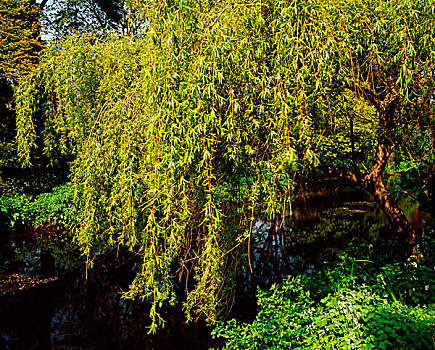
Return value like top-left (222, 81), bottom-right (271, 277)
top-left (15, 0), bottom-right (435, 329)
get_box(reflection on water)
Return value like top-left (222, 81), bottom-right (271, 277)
top-left (236, 182), bottom-right (426, 320)
top-left (0, 181), bottom-right (427, 349)
top-left (0, 235), bottom-right (218, 349)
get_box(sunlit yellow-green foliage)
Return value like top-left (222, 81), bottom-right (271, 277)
top-left (0, 0), bottom-right (42, 77)
top-left (15, 0), bottom-right (435, 329)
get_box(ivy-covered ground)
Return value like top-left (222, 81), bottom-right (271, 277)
top-left (213, 220), bottom-right (435, 349)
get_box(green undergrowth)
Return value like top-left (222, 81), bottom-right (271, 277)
top-left (213, 228), bottom-right (435, 349)
top-left (0, 183), bottom-right (75, 230)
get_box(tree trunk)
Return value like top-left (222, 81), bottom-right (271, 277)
top-left (332, 90), bottom-right (422, 250)
top-left (363, 172), bottom-right (418, 246)
top-left (360, 107), bottom-right (419, 247)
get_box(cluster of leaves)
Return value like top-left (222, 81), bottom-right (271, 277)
top-left (0, 0), bottom-right (45, 193)
top-left (0, 76), bottom-right (16, 146)
top-left (213, 237), bottom-right (435, 349)
top-left (0, 183), bottom-right (75, 230)
top-left (313, 92), bottom-right (379, 170)
top-left (386, 158), bottom-right (435, 209)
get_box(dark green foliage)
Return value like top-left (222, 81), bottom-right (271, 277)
top-left (0, 229), bottom-right (83, 274)
top-left (0, 183), bottom-right (75, 230)
top-left (0, 77), bottom-right (15, 143)
top-left (386, 158), bottom-right (434, 213)
top-left (213, 236), bottom-right (435, 349)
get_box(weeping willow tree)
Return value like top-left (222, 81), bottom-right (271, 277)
top-left (15, 0), bottom-right (435, 329)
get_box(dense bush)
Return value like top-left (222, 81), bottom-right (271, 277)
top-left (213, 239), bottom-right (435, 349)
top-left (0, 183), bottom-right (75, 230)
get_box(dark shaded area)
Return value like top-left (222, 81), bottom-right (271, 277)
top-left (94, 0), bottom-right (124, 24)
top-left (0, 164), bottom-right (69, 195)
top-left (0, 77), bottom-right (14, 142)
top-left (0, 231), bottom-right (221, 349)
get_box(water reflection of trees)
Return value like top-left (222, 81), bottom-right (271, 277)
top-left (244, 183), bottom-right (425, 295)
top-left (0, 230), bottom-right (83, 280)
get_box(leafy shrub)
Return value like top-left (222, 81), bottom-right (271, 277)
top-left (0, 183), bottom-right (75, 230)
top-left (213, 242), bottom-right (435, 349)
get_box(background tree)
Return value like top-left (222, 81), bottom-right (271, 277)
top-left (38, 0), bottom-right (125, 38)
top-left (0, 0), bottom-right (42, 77)
top-left (14, 0), bottom-right (434, 328)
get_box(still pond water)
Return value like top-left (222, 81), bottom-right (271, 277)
top-left (0, 182), bottom-right (426, 349)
